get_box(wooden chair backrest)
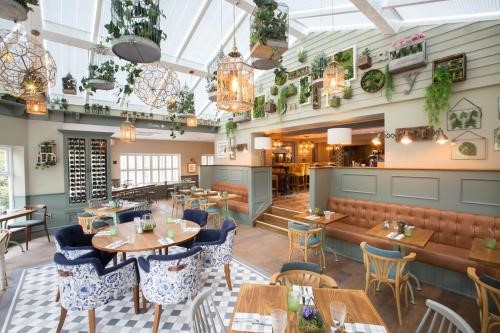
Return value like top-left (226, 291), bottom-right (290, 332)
top-left (467, 267), bottom-right (500, 326)
top-left (270, 270), bottom-right (338, 289)
top-left (0, 229), bottom-right (10, 251)
top-left (415, 299), bottom-right (474, 333)
top-left (25, 204), bottom-right (47, 220)
top-left (288, 225), bottom-right (322, 250)
top-left (190, 288), bottom-right (225, 333)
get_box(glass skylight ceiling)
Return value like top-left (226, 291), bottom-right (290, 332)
top-left (1, 0), bottom-right (499, 120)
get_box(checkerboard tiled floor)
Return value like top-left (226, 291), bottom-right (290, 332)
top-left (2, 251), bottom-right (268, 333)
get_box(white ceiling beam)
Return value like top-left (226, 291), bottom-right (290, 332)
top-left (290, 4), bottom-right (359, 20)
top-left (190, 76), bottom-right (203, 92)
top-left (350, 0), bottom-right (402, 34)
top-left (161, 53), bottom-right (207, 76)
top-left (85, 0), bottom-right (104, 104)
top-left (401, 11), bottom-right (500, 26)
top-left (175, 0), bottom-right (213, 62)
top-left (382, 0), bottom-right (447, 8)
top-left (196, 100), bottom-right (213, 116)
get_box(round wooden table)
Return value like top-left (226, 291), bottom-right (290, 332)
top-left (91, 219), bottom-right (200, 253)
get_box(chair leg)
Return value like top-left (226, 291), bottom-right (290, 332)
top-left (395, 285), bottom-right (403, 326)
top-left (364, 274), bottom-right (370, 294)
top-left (24, 227), bottom-right (29, 251)
top-left (288, 245), bottom-right (293, 262)
top-left (88, 309), bottom-right (96, 333)
top-left (142, 292), bottom-right (148, 311)
top-left (304, 249), bottom-right (308, 262)
top-left (133, 285), bottom-right (140, 314)
top-left (404, 282), bottom-right (409, 307)
top-left (56, 306), bottom-right (67, 333)
top-left (224, 263), bottom-right (232, 291)
top-left (153, 304), bottom-right (162, 333)
top-left (112, 256), bottom-right (117, 266)
top-left (44, 222), bottom-right (51, 242)
top-left (55, 287), bottom-right (60, 302)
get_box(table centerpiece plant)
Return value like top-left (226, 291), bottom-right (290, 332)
top-left (298, 301), bottom-right (325, 332)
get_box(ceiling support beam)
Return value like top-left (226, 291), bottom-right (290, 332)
top-left (382, 0), bottom-right (447, 8)
top-left (350, 0), bottom-right (402, 34)
top-left (290, 4), bottom-right (359, 20)
top-left (175, 0), bottom-right (213, 62)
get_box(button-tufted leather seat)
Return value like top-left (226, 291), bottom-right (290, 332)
top-left (211, 182), bottom-right (249, 214)
top-left (326, 197), bottom-right (500, 278)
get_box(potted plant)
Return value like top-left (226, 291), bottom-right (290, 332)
top-left (253, 95), bottom-right (265, 119)
top-left (249, 0), bottom-right (288, 69)
top-left (264, 99), bottom-right (277, 113)
top-left (105, 105), bottom-right (111, 115)
top-left (388, 32), bottom-right (426, 74)
top-left (84, 103), bottom-right (91, 113)
top-left (270, 85), bottom-right (278, 96)
top-left (97, 104), bottom-right (104, 114)
top-left (62, 73), bottom-right (77, 95)
top-left (424, 67), bottom-right (453, 127)
top-left (358, 48), bottom-right (372, 70)
top-left (79, 60), bottom-right (119, 93)
top-left (311, 52), bottom-right (330, 88)
top-left (206, 79), bottom-right (217, 102)
top-left (329, 96), bottom-right (341, 108)
top-left (61, 98), bottom-right (69, 110)
top-left (286, 83), bottom-right (297, 97)
top-left (343, 85), bottom-right (353, 99)
top-left (225, 119), bottom-right (237, 138)
top-left (104, 0), bottom-right (166, 63)
top-left (297, 47), bottom-right (307, 63)
top-left (0, 0), bottom-right (38, 22)
top-left (91, 104), bottom-right (99, 114)
top-left (49, 98), bottom-right (61, 110)
top-left (274, 59), bottom-right (287, 86)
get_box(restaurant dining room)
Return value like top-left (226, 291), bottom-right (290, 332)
top-left (1, 0), bottom-right (500, 332)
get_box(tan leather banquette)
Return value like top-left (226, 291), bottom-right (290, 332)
top-left (211, 182), bottom-right (249, 214)
top-left (326, 196), bottom-right (500, 278)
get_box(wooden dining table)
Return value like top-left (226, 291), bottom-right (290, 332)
top-left (84, 202), bottom-right (142, 224)
top-left (92, 219), bottom-right (200, 254)
top-left (209, 194), bottom-right (240, 222)
top-left (468, 237), bottom-right (500, 268)
top-left (229, 284), bottom-right (389, 333)
top-left (0, 209), bottom-right (34, 252)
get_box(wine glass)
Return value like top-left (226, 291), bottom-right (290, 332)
top-left (329, 301), bottom-right (347, 332)
top-left (271, 309), bottom-right (287, 333)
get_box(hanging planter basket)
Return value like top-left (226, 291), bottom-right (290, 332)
top-left (111, 35), bottom-right (161, 63)
top-left (252, 58), bottom-right (280, 70)
top-left (87, 79), bottom-right (114, 91)
top-left (0, 0), bottom-right (28, 22)
top-left (208, 91), bottom-right (217, 102)
top-left (250, 39), bottom-right (288, 61)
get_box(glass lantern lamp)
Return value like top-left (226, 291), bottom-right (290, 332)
top-left (120, 115), bottom-right (136, 143)
top-left (25, 94), bottom-right (47, 115)
top-left (323, 61), bottom-right (345, 95)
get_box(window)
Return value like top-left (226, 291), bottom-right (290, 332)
top-left (0, 147), bottom-right (13, 210)
top-left (120, 154), bottom-right (180, 186)
top-left (201, 154), bottom-right (215, 166)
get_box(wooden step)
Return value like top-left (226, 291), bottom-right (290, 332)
top-left (269, 206), bottom-right (301, 219)
top-left (254, 220), bottom-right (288, 235)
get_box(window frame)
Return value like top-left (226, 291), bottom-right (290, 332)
top-left (201, 154), bottom-right (215, 166)
top-left (120, 153), bottom-right (181, 186)
top-left (0, 146), bottom-right (14, 210)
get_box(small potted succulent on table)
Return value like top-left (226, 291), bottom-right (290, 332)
top-left (298, 300), bottom-right (325, 332)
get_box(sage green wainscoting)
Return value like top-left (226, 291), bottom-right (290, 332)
top-left (199, 166), bottom-right (272, 224)
top-left (309, 167), bottom-right (333, 210)
top-left (328, 168), bottom-right (500, 216)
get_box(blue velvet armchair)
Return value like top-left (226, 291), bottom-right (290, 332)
top-left (192, 220), bottom-right (236, 290)
top-left (118, 209), bottom-right (152, 224)
top-left (138, 246), bottom-right (203, 333)
top-left (53, 252), bottom-right (139, 333)
top-left (183, 209), bottom-right (208, 228)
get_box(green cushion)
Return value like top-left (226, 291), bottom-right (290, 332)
top-left (365, 244), bottom-right (407, 279)
top-left (207, 208), bottom-right (219, 214)
top-left (289, 222), bottom-right (319, 246)
top-left (281, 262), bottom-right (322, 274)
top-left (8, 219), bottom-right (43, 228)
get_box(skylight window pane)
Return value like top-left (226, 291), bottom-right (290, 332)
top-left (42, 0), bottom-right (96, 38)
top-left (396, 0), bottom-right (500, 22)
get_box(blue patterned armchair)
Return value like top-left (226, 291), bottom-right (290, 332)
top-left (53, 252), bottom-right (139, 333)
top-left (138, 246), bottom-right (203, 333)
top-left (192, 220), bottom-right (236, 290)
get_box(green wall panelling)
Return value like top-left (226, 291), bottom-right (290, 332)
top-left (310, 168), bottom-right (333, 210)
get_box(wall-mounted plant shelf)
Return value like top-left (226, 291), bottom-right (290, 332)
top-left (433, 53), bottom-right (466, 83)
top-left (388, 40), bottom-right (427, 74)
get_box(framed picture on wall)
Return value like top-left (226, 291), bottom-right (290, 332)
top-left (216, 140), bottom-right (228, 158)
top-left (451, 131), bottom-right (487, 160)
top-left (187, 163), bottom-right (197, 173)
top-left (494, 127), bottom-right (500, 151)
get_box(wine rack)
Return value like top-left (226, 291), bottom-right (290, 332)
top-left (67, 138), bottom-right (87, 204)
top-left (90, 139), bottom-right (108, 200)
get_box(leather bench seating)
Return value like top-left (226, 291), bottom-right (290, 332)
top-left (326, 197), bottom-right (500, 278)
top-left (211, 182), bottom-right (249, 214)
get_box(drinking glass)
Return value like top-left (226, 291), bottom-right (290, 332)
top-left (167, 229), bottom-right (175, 239)
top-left (270, 309), bottom-right (287, 333)
top-left (126, 234), bottom-right (135, 244)
top-left (109, 225), bottom-right (118, 237)
top-left (287, 290), bottom-right (301, 312)
top-left (329, 301), bottom-right (347, 331)
top-left (180, 220), bottom-right (187, 231)
top-left (324, 211), bottom-right (332, 219)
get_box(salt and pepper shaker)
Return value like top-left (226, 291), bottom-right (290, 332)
top-left (383, 220), bottom-right (389, 230)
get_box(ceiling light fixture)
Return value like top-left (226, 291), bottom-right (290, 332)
top-left (216, 0), bottom-right (254, 113)
top-left (134, 61), bottom-right (180, 109)
top-left (399, 130), bottom-right (413, 145)
top-left (434, 128), bottom-right (449, 145)
top-left (120, 114), bottom-right (136, 144)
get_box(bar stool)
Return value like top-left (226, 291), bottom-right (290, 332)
top-left (272, 175), bottom-right (279, 197)
top-left (290, 164), bottom-right (306, 192)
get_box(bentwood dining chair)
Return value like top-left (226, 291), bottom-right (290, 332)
top-left (287, 221), bottom-right (325, 267)
top-left (467, 267), bottom-right (500, 333)
top-left (190, 288), bottom-right (225, 333)
top-left (138, 247), bottom-right (203, 333)
top-left (360, 241), bottom-right (416, 326)
top-left (7, 204), bottom-right (50, 251)
top-left (0, 229), bottom-right (10, 290)
top-left (269, 261), bottom-right (338, 288)
top-left (415, 299), bottom-right (474, 333)
top-left (54, 252), bottom-right (139, 333)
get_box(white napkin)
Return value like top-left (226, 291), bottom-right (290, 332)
top-left (158, 237), bottom-right (175, 245)
top-left (342, 323), bottom-right (387, 333)
top-left (105, 239), bottom-right (128, 249)
top-left (305, 215), bottom-right (320, 220)
top-left (386, 232), bottom-right (404, 240)
top-left (183, 227), bottom-right (200, 232)
top-left (94, 230), bottom-right (112, 236)
top-left (232, 313), bottom-right (272, 333)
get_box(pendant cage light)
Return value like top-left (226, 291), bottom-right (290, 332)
top-left (86, 43), bottom-right (115, 90)
top-left (0, 29), bottom-right (56, 97)
top-left (134, 61), bottom-right (180, 109)
top-left (323, 60), bottom-right (345, 95)
top-left (249, 0), bottom-right (289, 70)
top-left (25, 94), bottom-right (47, 115)
top-left (108, 0), bottom-right (164, 63)
top-left (120, 115), bottom-right (136, 143)
top-left (216, 0), bottom-right (254, 113)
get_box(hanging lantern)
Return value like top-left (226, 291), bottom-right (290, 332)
top-left (323, 61), bottom-right (345, 95)
top-left (120, 115), bottom-right (136, 143)
top-left (216, 1), bottom-right (254, 113)
top-left (134, 61), bottom-right (180, 109)
top-left (186, 116), bottom-right (198, 127)
top-left (25, 94), bottom-right (46, 115)
top-left (0, 29), bottom-right (57, 97)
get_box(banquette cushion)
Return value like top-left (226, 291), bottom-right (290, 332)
top-left (326, 196), bottom-right (500, 277)
top-left (211, 182), bottom-right (249, 214)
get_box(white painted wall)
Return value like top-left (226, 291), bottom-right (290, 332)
top-left (215, 21), bottom-right (500, 169)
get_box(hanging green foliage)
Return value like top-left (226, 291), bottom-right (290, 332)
top-left (333, 47), bottom-right (354, 80)
top-left (311, 52), bottom-right (330, 80)
top-left (384, 64), bottom-right (394, 101)
top-left (424, 67), bottom-right (453, 127)
top-left (225, 119), bottom-right (237, 137)
top-left (253, 95), bottom-right (266, 119)
top-left (250, 0), bottom-right (287, 47)
top-left (274, 59), bottom-right (288, 86)
top-left (299, 76), bottom-right (310, 104)
top-left (277, 86), bottom-right (288, 120)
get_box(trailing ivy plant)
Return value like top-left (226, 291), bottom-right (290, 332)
top-left (172, 85), bottom-right (195, 115)
top-left (79, 60), bottom-right (120, 94)
top-left (277, 86), bottom-right (288, 121)
top-left (424, 67), bottom-right (453, 127)
top-left (299, 76), bottom-right (310, 104)
top-left (250, 0), bottom-right (287, 47)
top-left (167, 113), bottom-right (185, 139)
top-left (274, 59), bottom-right (287, 86)
top-left (384, 64), bottom-right (394, 102)
top-left (118, 62), bottom-right (143, 102)
top-left (253, 95), bottom-right (265, 119)
top-left (311, 52), bottom-right (330, 80)
top-left (225, 119), bottom-right (237, 138)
